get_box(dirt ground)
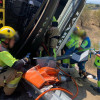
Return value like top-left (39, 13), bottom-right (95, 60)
top-left (61, 73), bottom-right (100, 100)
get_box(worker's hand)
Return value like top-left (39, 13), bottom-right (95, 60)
top-left (20, 58), bottom-right (31, 73)
top-left (96, 54), bottom-right (100, 57)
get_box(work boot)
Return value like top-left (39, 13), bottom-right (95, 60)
top-left (79, 72), bottom-right (83, 78)
top-left (82, 72), bottom-right (88, 82)
top-left (75, 77), bottom-right (83, 87)
top-left (62, 64), bottom-right (69, 68)
top-left (82, 76), bottom-right (88, 82)
top-left (91, 85), bottom-right (100, 93)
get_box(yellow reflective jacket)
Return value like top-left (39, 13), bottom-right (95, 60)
top-left (66, 33), bottom-right (80, 49)
top-left (0, 45), bottom-right (17, 68)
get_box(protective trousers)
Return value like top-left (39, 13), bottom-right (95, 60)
top-left (63, 46), bottom-right (75, 68)
top-left (70, 59), bottom-right (86, 73)
top-left (0, 68), bottom-right (22, 95)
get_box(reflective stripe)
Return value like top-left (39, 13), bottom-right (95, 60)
top-left (7, 72), bottom-right (22, 88)
top-left (70, 64), bottom-right (75, 67)
top-left (21, 59), bottom-right (26, 65)
top-left (53, 48), bottom-right (56, 58)
top-left (7, 83), bottom-right (18, 88)
top-left (40, 51), bottom-right (42, 57)
top-left (98, 81), bottom-right (100, 88)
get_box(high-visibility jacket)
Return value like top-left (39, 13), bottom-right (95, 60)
top-left (94, 54), bottom-right (100, 69)
top-left (0, 44), bottom-right (27, 72)
top-left (66, 33), bottom-right (80, 49)
top-left (0, 45), bottom-right (17, 69)
top-left (0, 44), bottom-right (23, 88)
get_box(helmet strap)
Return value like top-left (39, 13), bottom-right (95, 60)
top-left (2, 39), bottom-right (11, 48)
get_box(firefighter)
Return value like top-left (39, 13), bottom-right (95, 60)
top-left (46, 16), bottom-right (59, 57)
top-left (0, 26), bottom-right (30, 95)
top-left (62, 27), bottom-right (80, 68)
top-left (39, 16), bottom-right (59, 57)
top-left (91, 50), bottom-right (100, 93)
top-left (70, 30), bottom-right (91, 81)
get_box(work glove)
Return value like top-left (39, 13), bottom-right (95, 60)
top-left (26, 53), bottom-right (31, 58)
top-left (91, 49), bottom-right (97, 55)
top-left (12, 57), bottom-right (31, 73)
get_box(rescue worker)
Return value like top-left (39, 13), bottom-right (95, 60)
top-left (0, 26), bottom-right (30, 96)
top-left (47, 16), bottom-right (59, 56)
top-left (70, 30), bottom-right (91, 80)
top-left (91, 49), bottom-right (100, 93)
top-left (62, 27), bottom-right (80, 68)
top-left (39, 16), bottom-right (59, 57)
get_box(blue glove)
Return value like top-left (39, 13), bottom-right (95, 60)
top-left (26, 53), bottom-right (31, 58)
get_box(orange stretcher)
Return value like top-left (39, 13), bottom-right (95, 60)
top-left (23, 65), bottom-right (60, 89)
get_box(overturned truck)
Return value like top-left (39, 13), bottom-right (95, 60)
top-left (0, 0), bottom-right (86, 100)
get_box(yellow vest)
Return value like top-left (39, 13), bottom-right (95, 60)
top-left (66, 34), bottom-right (80, 49)
top-left (94, 56), bottom-right (100, 69)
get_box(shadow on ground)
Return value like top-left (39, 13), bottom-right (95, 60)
top-left (60, 78), bottom-right (100, 100)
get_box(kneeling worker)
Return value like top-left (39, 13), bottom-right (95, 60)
top-left (91, 50), bottom-right (100, 93)
top-left (0, 26), bottom-right (30, 95)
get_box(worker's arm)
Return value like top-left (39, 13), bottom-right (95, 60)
top-left (79, 40), bottom-right (88, 50)
top-left (0, 51), bottom-right (29, 72)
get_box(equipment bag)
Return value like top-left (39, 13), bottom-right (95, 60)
top-left (23, 65), bottom-right (60, 89)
